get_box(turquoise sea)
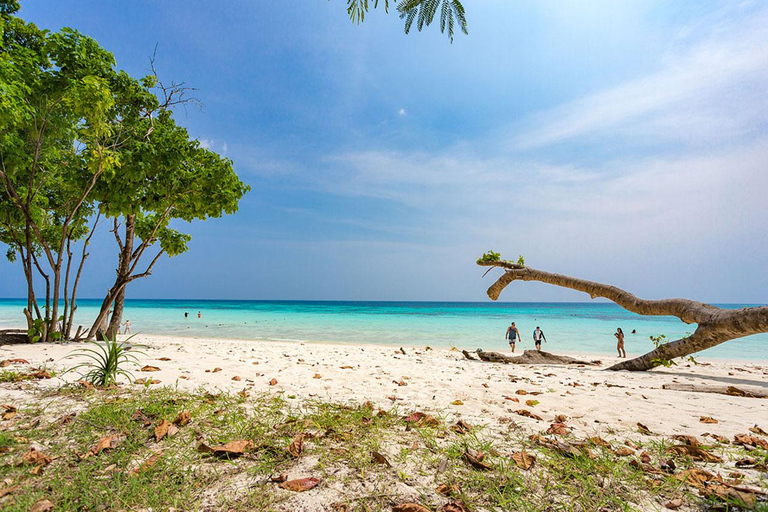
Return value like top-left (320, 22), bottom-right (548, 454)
top-left (0, 299), bottom-right (765, 361)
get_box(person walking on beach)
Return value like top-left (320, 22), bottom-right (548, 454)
top-left (122, 319), bottom-right (131, 335)
top-left (505, 322), bottom-right (521, 353)
top-left (533, 326), bottom-right (546, 351)
top-left (614, 327), bottom-right (626, 358)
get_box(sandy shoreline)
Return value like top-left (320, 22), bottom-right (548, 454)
top-left (2, 333), bottom-right (767, 441)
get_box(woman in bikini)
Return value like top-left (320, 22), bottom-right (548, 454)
top-left (614, 328), bottom-right (626, 358)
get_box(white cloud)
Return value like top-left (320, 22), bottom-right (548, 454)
top-left (512, 7), bottom-right (768, 150)
top-left (398, 108), bottom-right (407, 116)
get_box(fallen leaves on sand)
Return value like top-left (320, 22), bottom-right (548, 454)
top-left (588, 436), bottom-right (611, 448)
top-left (371, 450), bottom-right (391, 467)
top-left (231, 376), bottom-right (241, 381)
top-left (278, 477), bottom-right (321, 492)
top-left (134, 378), bottom-right (161, 385)
top-left (140, 365), bottom-right (161, 372)
top-left (269, 378), bottom-right (278, 386)
top-left (20, 447), bottom-right (52, 471)
top-left (2, 358), bottom-right (29, 365)
top-left (128, 451), bottom-right (162, 476)
top-left (313, 374), bottom-right (322, 379)
top-left (553, 414), bottom-right (567, 423)
top-left (667, 444), bottom-right (722, 463)
top-left (463, 449), bottom-right (492, 470)
top-left (435, 483), bottom-right (461, 496)
top-left (749, 425), bottom-right (767, 436)
top-left (671, 434), bottom-right (700, 447)
top-left (131, 410), bottom-right (153, 427)
top-left (79, 435), bottom-right (125, 460)
top-left (525, 400), bottom-right (539, 407)
top-left (197, 439), bottom-right (254, 459)
top-left (450, 400), bottom-right (464, 406)
top-left (515, 409), bottom-right (543, 421)
top-left (547, 423), bottom-right (570, 436)
top-left (503, 396), bottom-right (519, 403)
top-left (2, 405), bottom-right (17, 420)
top-left (511, 450), bottom-right (536, 470)
top-left (288, 433), bottom-right (307, 458)
top-left (154, 419), bottom-right (179, 442)
top-left (270, 472), bottom-right (288, 483)
top-left (637, 422), bottom-right (653, 435)
top-left (339, 366), bottom-right (354, 370)
top-left (452, 420), bottom-right (472, 434)
top-left (29, 499), bottom-right (54, 512)
top-left (441, 502), bottom-right (468, 512)
top-left (212, 367), bottom-right (222, 373)
top-left (613, 447), bottom-right (635, 457)
top-left (702, 432), bottom-right (729, 444)
top-left (393, 504), bottom-right (430, 512)
top-left (700, 416), bottom-right (718, 424)
top-left (403, 412), bottom-right (440, 427)
top-left (664, 498), bottom-right (683, 509)
top-left (173, 410), bottom-right (191, 426)
top-left (734, 433), bottom-right (768, 450)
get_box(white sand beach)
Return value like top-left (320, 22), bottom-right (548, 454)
top-left (2, 334), bottom-right (766, 440)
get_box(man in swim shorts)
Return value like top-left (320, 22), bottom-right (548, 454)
top-left (533, 326), bottom-right (546, 351)
top-left (505, 322), bottom-right (521, 353)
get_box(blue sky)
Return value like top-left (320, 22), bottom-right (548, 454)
top-left (1, 0), bottom-right (767, 302)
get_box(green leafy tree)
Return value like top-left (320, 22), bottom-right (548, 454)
top-left (344, 0), bottom-right (468, 42)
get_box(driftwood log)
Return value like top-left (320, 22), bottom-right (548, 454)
top-left (0, 329), bottom-right (29, 344)
top-left (463, 349), bottom-right (600, 366)
top-left (477, 259), bottom-right (768, 371)
top-left (662, 383), bottom-right (768, 399)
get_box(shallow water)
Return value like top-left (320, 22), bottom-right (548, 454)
top-left (0, 299), bottom-right (765, 361)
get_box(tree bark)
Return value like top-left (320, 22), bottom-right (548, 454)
top-left (477, 260), bottom-right (768, 371)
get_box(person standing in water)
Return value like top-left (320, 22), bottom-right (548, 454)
top-left (532, 326), bottom-right (546, 351)
top-left (197, 311), bottom-right (201, 319)
top-left (505, 322), bottom-right (521, 353)
top-left (614, 328), bottom-right (626, 358)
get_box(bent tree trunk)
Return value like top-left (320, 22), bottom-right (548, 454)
top-left (477, 260), bottom-right (768, 371)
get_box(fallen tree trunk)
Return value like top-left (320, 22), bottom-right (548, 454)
top-left (463, 348), bottom-right (600, 366)
top-left (477, 258), bottom-right (768, 371)
top-left (661, 383), bottom-right (768, 399)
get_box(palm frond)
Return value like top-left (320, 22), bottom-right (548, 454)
top-left (397, 0), bottom-right (467, 42)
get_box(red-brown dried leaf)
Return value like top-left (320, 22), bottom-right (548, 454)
top-left (20, 447), bottom-right (52, 467)
top-left (748, 425), bottom-right (767, 436)
top-left (197, 439), bottom-right (254, 459)
top-left (667, 444), bottom-right (723, 463)
top-left (90, 435), bottom-right (124, 456)
top-left (547, 422), bottom-right (570, 435)
top-left (173, 410), bottom-right (191, 426)
top-left (637, 422), bottom-right (652, 435)
top-left (463, 450), bottom-right (491, 470)
top-left (452, 420), bottom-right (472, 434)
top-left (29, 499), bottom-right (54, 512)
top-left (288, 433), bottom-right (306, 458)
top-left (511, 450), bottom-right (536, 470)
top-left (699, 416), bottom-right (718, 424)
top-left (141, 365), bottom-right (161, 372)
top-left (670, 435), bottom-right (700, 447)
top-left (2, 405), bottom-right (17, 421)
top-left (278, 477), bottom-right (321, 492)
top-left (515, 409), bottom-right (543, 421)
top-left (269, 378), bottom-right (278, 386)
top-left (129, 451), bottom-right (163, 476)
top-left (435, 483), bottom-right (460, 496)
top-left (371, 450), bottom-right (391, 467)
top-left (734, 434), bottom-right (768, 450)
top-left (393, 504), bottom-right (431, 512)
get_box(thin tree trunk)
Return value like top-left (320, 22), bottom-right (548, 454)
top-left (477, 259), bottom-right (768, 371)
top-left (67, 212), bottom-right (100, 339)
top-left (106, 214), bottom-right (134, 339)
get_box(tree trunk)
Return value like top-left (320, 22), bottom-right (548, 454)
top-left (106, 287), bottom-right (126, 340)
top-left (477, 259), bottom-right (768, 371)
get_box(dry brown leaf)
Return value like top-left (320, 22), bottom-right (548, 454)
top-left (212, 367), bottom-right (222, 373)
top-left (749, 425), bottom-right (768, 436)
top-left (734, 433), bottom-right (768, 450)
top-left (547, 422), bottom-right (570, 436)
top-left (614, 447), bottom-right (635, 457)
top-left (278, 477), bottom-right (321, 492)
top-left (673, 468), bottom-right (718, 490)
top-left (554, 414), bottom-right (567, 423)
top-left (667, 444), bottom-right (723, 463)
top-left (20, 447), bottom-right (52, 467)
top-left (339, 365), bottom-right (354, 370)
top-left (511, 450), bottom-right (536, 470)
top-left (29, 499), bottom-right (54, 512)
top-left (515, 409), bottom-right (543, 421)
top-left (173, 411), bottom-right (191, 426)
top-left (371, 450), bottom-right (391, 467)
top-left (664, 498), bottom-right (683, 509)
top-left (588, 436), bottom-right (611, 447)
top-left (441, 502), bottom-right (467, 512)
top-left (269, 378), bottom-right (278, 386)
top-left (640, 451), bottom-right (652, 464)
top-left (637, 422), bottom-right (652, 435)
top-left (288, 433), bottom-right (306, 458)
top-left (155, 420), bottom-right (171, 442)
top-left (128, 451), bottom-right (162, 476)
top-left (463, 450), bottom-right (491, 470)
top-left (270, 472), bottom-right (288, 483)
top-left (313, 374), bottom-right (322, 379)
top-left (158, 357), bottom-right (172, 361)
top-left (435, 483), bottom-right (460, 496)
top-left (451, 400), bottom-right (464, 406)
top-left (670, 435), bottom-right (700, 447)
top-left (525, 400), bottom-right (539, 407)
top-left (515, 389), bottom-right (528, 395)
top-left (231, 376), bottom-right (241, 381)
top-left (88, 435), bottom-right (124, 457)
top-left (134, 378), bottom-right (161, 385)
top-left (452, 420), bottom-right (472, 434)
top-left (393, 504), bottom-right (431, 512)
top-left (330, 503), bottom-right (349, 512)
top-left (699, 416), bottom-right (718, 424)
top-left (197, 439), bottom-right (254, 459)
top-left (131, 410), bottom-right (153, 427)
top-left (140, 365), bottom-right (161, 372)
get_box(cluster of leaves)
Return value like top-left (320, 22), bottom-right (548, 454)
top-left (344, 0), bottom-right (468, 42)
top-left (477, 251), bottom-right (526, 267)
top-left (650, 334), bottom-right (698, 368)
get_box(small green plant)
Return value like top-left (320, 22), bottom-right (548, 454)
top-left (64, 336), bottom-right (144, 386)
top-left (649, 334), bottom-right (698, 367)
top-left (516, 255), bottom-right (525, 266)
